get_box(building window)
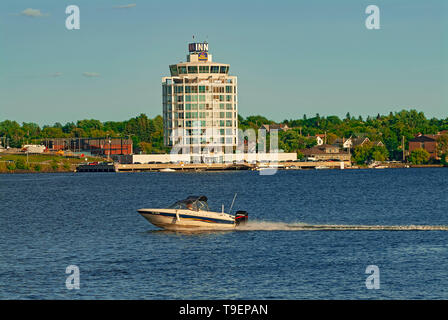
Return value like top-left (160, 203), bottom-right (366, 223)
top-left (188, 66), bottom-right (198, 73)
top-left (199, 86), bottom-right (206, 93)
top-left (199, 66), bottom-right (209, 73)
top-left (199, 95), bottom-right (206, 102)
top-left (179, 66), bottom-right (187, 74)
top-left (220, 66), bottom-right (227, 74)
top-left (226, 86), bottom-right (232, 93)
top-left (226, 112), bottom-right (232, 118)
top-left (165, 86), bottom-right (172, 94)
top-left (211, 66), bottom-right (220, 73)
top-left (226, 104), bottom-right (232, 110)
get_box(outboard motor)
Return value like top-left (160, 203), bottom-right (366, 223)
top-left (235, 211), bottom-right (248, 226)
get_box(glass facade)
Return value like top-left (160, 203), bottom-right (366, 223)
top-left (162, 45), bottom-right (238, 149)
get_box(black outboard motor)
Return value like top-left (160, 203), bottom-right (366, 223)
top-left (235, 211), bottom-right (248, 226)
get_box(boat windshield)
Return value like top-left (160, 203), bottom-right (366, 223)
top-left (168, 196), bottom-right (210, 211)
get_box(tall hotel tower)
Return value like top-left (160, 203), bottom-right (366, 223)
top-left (162, 42), bottom-right (238, 156)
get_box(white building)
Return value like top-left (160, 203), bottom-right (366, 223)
top-left (162, 42), bottom-right (238, 153)
top-left (118, 152), bottom-right (297, 164)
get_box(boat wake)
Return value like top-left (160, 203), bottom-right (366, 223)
top-left (236, 220), bottom-right (448, 231)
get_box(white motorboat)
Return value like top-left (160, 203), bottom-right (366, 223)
top-left (159, 168), bottom-right (176, 172)
top-left (138, 195), bottom-right (248, 231)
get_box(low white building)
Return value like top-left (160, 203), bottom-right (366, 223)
top-left (117, 152), bottom-right (297, 164)
top-left (23, 145), bottom-right (46, 153)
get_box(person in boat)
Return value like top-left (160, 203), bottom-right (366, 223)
top-left (186, 201), bottom-right (193, 210)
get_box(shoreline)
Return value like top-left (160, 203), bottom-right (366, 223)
top-left (1, 164), bottom-right (445, 174)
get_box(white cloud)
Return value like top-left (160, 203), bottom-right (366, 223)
top-left (20, 8), bottom-right (49, 17)
top-left (82, 72), bottom-right (101, 78)
top-left (112, 4), bottom-right (137, 9)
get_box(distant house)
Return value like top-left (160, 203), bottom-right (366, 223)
top-left (408, 135), bottom-right (439, 159)
top-left (302, 144), bottom-right (351, 162)
top-left (259, 123), bottom-right (290, 133)
top-left (333, 137), bottom-right (353, 149)
top-left (333, 136), bottom-right (384, 149)
top-left (314, 134), bottom-right (325, 146)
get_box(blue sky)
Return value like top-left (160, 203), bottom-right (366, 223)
top-left (0, 0), bottom-right (446, 125)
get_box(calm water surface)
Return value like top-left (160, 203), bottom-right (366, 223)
top-left (0, 168), bottom-right (447, 299)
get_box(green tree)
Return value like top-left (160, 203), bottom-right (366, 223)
top-left (436, 134), bottom-right (448, 158)
top-left (371, 146), bottom-right (389, 161)
top-left (408, 148), bottom-right (430, 165)
top-left (441, 153), bottom-right (448, 167)
top-left (62, 161), bottom-right (71, 170)
top-left (15, 158), bottom-right (28, 170)
top-left (6, 161), bottom-right (16, 171)
top-left (352, 145), bottom-right (371, 165)
top-left (50, 160), bottom-right (59, 170)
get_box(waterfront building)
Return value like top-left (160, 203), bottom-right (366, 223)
top-left (162, 42), bottom-right (238, 156)
top-left (408, 134), bottom-right (440, 159)
top-left (302, 144), bottom-right (351, 162)
top-left (41, 137), bottom-right (133, 156)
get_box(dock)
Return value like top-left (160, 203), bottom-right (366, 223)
top-left (75, 161), bottom-right (350, 173)
top-left (114, 161), bottom-right (349, 172)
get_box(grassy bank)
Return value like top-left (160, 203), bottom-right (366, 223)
top-left (0, 153), bottom-right (104, 173)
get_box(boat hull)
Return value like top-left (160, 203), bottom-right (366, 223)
top-left (138, 209), bottom-right (236, 231)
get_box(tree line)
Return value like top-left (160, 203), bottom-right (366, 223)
top-left (1, 109), bottom-right (448, 163)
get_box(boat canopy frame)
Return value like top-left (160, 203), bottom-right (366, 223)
top-left (168, 195), bottom-right (210, 211)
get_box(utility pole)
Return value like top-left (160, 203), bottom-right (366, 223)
top-left (402, 135), bottom-right (405, 162)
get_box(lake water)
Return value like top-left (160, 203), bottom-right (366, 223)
top-left (0, 168), bottom-right (447, 299)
